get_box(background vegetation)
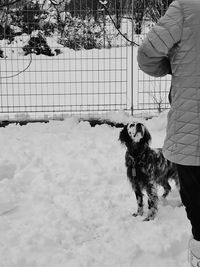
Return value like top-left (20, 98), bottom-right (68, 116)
top-left (0, 0), bottom-right (173, 55)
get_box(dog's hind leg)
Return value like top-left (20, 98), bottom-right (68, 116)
top-left (162, 181), bottom-right (171, 198)
top-left (144, 183), bottom-right (158, 221)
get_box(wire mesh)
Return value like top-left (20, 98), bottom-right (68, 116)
top-left (134, 0), bottom-right (173, 113)
top-left (0, 0), bottom-right (131, 120)
top-left (0, 0), bottom-right (173, 120)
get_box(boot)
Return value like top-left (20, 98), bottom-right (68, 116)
top-left (188, 238), bottom-right (200, 267)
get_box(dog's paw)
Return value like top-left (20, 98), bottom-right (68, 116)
top-left (143, 216), bottom-right (153, 221)
top-left (143, 211), bottom-right (157, 221)
top-left (161, 192), bottom-right (168, 199)
top-left (132, 210), bottom-right (143, 217)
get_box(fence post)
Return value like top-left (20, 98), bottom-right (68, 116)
top-left (131, 0), bottom-right (134, 116)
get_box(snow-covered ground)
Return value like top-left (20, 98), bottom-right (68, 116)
top-left (0, 110), bottom-right (190, 267)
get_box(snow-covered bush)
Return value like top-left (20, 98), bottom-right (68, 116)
top-left (0, 48), bottom-right (4, 58)
top-left (23, 31), bottom-right (54, 56)
top-left (59, 16), bottom-right (102, 50)
top-left (21, 1), bottom-right (41, 34)
top-left (42, 20), bottom-right (57, 36)
top-left (0, 25), bottom-right (15, 43)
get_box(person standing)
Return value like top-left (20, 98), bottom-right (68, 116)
top-left (137, 0), bottom-right (200, 266)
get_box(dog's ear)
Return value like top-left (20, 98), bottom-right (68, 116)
top-left (142, 126), bottom-right (152, 145)
top-left (119, 125), bottom-right (131, 144)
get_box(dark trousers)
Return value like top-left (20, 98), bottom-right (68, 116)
top-left (176, 164), bottom-right (200, 241)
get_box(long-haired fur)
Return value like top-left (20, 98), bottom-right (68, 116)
top-left (119, 123), bottom-right (151, 147)
top-left (119, 122), bottom-right (179, 221)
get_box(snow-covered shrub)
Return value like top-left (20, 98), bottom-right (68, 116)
top-left (21, 1), bottom-right (41, 34)
top-left (0, 48), bottom-right (4, 58)
top-left (42, 20), bottom-right (57, 36)
top-left (23, 31), bottom-right (54, 56)
top-left (54, 48), bottom-right (62, 55)
top-left (59, 15), bottom-right (102, 50)
top-left (0, 25), bottom-right (15, 43)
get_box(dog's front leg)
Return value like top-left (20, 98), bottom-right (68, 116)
top-left (127, 166), bottom-right (144, 217)
top-left (144, 181), bottom-right (158, 221)
top-left (133, 188), bottom-right (144, 217)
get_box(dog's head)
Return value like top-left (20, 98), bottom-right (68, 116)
top-left (119, 122), bottom-right (151, 146)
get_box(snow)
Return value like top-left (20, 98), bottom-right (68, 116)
top-left (0, 30), bottom-right (171, 120)
top-left (0, 111), bottom-right (190, 267)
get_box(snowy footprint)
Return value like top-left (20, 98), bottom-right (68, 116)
top-left (0, 204), bottom-right (18, 216)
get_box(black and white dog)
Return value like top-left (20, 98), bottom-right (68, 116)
top-left (119, 122), bottom-right (179, 221)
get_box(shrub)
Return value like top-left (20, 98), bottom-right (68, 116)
top-left (22, 1), bottom-right (41, 34)
top-left (59, 15), bottom-right (102, 50)
top-left (0, 25), bottom-right (15, 43)
top-left (23, 32), bottom-right (54, 56)
top-left (0, 48), bottom-right (4, 58)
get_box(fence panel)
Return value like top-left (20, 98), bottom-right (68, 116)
top-left (131, 0), bottom-right (172, 114)
top-left (0, 0), bottom-right (173, 120)
top-left (0, 0), bottom-right (131, 120)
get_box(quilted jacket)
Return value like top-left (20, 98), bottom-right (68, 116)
top-left (137, 0), bottom-right (200, 166)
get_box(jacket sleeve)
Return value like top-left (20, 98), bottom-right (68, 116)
top-left (137, 0), bottom-right (183, 77)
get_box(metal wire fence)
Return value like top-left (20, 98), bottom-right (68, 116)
top-left (0, 0), bottom-right (172, 121)
top-left (134, 0), bottom-right (172, 113)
